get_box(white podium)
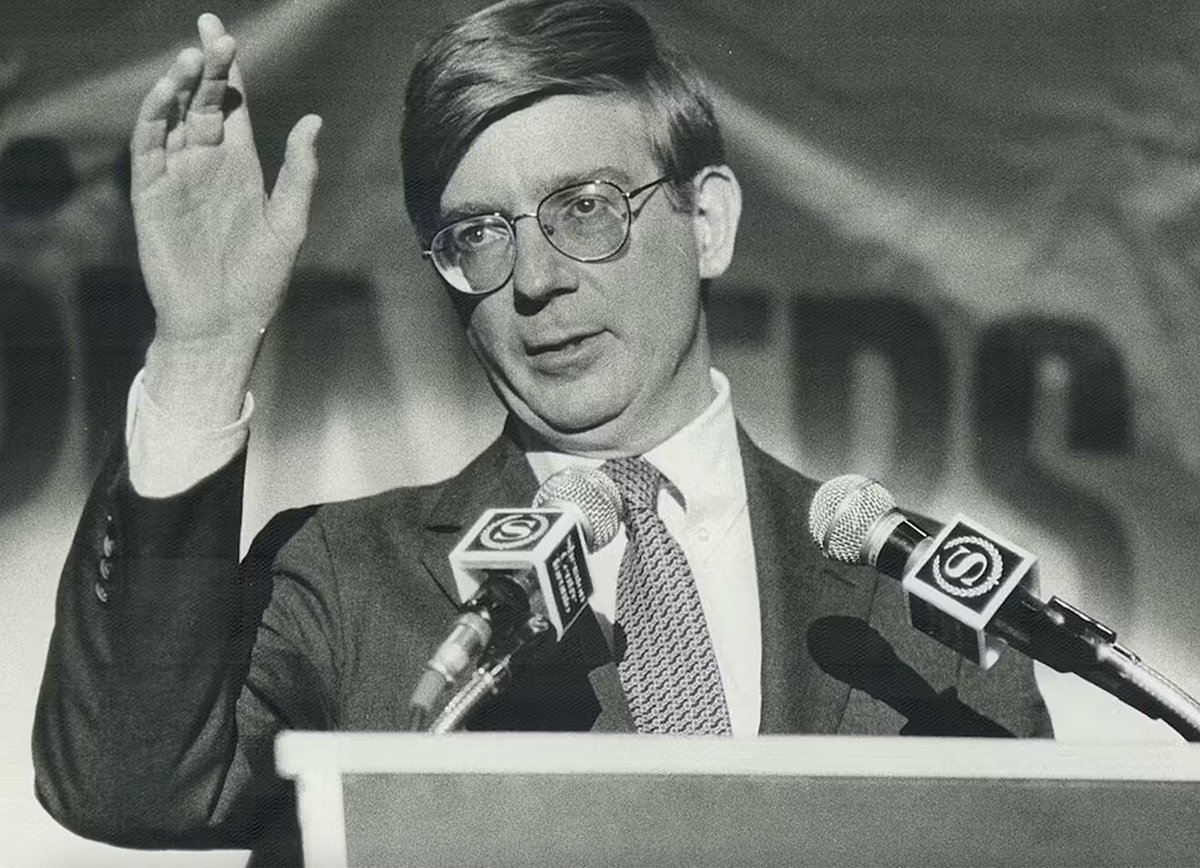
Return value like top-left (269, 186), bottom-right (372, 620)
top-left (276, 732), bottom-right (1200, 867)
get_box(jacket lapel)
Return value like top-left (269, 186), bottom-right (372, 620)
top-left (588, 663), bottom-right (635, 731)
top-left (415, 427), bottom-right (541, 604)
top-left (740, 429), bottom-right (876, 734)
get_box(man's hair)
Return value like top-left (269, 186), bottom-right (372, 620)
top-left (401, 0), bottom-right (724, 244)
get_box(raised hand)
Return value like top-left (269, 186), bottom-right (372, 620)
top-left (133, 13), bottom-right (320, 420)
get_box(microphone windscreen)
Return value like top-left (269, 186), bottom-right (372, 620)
top-left (809, 474), bottom-right (896, 564)
top-left (533, 467), bottom-right (623, 550)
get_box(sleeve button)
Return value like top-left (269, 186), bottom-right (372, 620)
top-left (94, 582), bottom-right (109, 604)
top-left (98, 558), bottom-right (113, 581)
top-left (102, 535), bottom-right (116, 558)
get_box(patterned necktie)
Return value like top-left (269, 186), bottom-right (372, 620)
top-left (601, 456), bottom-right (732, 735)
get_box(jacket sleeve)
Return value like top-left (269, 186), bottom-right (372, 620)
top-left (32, 439), bottom-right (339, 851)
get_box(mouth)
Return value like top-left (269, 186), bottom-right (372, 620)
top-left (524, 330), bottom-right (605, 370)
top-left (527, 332), bottom-right (598, 355)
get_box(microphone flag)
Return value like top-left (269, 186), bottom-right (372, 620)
top-left (450, 507), bottom-right (594, 640)
top-left (902, 516), bottom-right (1037, 667)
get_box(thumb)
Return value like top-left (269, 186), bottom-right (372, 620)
top-left (267, 113), bottom-right (322, 248)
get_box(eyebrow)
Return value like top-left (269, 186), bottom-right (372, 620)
top-left (438, 165), bottom-right (639, 226)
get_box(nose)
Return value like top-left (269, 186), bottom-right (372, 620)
top-left (510, 214), bottom-right (578, 307)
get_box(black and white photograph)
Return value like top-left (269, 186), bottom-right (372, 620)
top-left (3, 1), bottom-right (1200, 865)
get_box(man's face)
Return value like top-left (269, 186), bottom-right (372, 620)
top-left (438, 94), bottom-right (713, 456)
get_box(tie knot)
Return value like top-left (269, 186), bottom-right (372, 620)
top-left (600, 456), bottom-right (662, 512)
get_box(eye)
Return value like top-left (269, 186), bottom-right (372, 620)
top-left (452, 220), bottom-right (506, 252)
top-left (562, 190), bottom-right (623, 222)
top-left (570, 196), bottom-right (598, 216)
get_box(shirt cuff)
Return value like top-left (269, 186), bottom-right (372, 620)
top-left (125, 368), bottom-right (254, 498)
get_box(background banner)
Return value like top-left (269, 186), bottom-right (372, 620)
top-left (4, 2), bottom-right (1199, 863)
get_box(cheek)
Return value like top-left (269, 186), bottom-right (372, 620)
top-left (643, 212), bottom-right (702, 286)
top-left (628, 225), bottom-right (703, 319)
top-left (464, 297), bottom-right (515, 364)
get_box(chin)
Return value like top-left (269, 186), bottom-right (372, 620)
top-left (527, 401), bottom-right (622, 437)
top-left (510, 388), bottom-right (626, 441)
top-left (512, 372), bottom-right (620, 424)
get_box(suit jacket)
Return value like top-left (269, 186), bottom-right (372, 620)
top-left (33, 424), bottom-right (1051, 865)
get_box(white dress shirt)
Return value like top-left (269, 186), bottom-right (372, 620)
top-left (125, 367), bottom-right (763, 734)
top-left (125, 368), bottom-right (255, 498)
top-left (518, 369), bottom-right (762, 735)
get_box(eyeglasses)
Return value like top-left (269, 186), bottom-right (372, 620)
top-left (423, 176), bottom-right (669, 295)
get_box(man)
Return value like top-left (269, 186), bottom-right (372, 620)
top-left (34, 1), bottom-right (1051, 864)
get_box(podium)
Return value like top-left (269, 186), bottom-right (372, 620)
top-left (276, 732), bottom-right (1200, 867)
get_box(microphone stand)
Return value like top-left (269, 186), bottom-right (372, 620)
top-left (418, 615), bottom-right (551, 734)
top-left (994, 593), bottom-right (1200, 741)
top-left (1099, 645), bottom-right (1200, 742)
top-left (427, 655), bottom-right (515, 734)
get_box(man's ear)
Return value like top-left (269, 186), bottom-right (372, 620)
top-left (691, 165), bottom-right (742, 279)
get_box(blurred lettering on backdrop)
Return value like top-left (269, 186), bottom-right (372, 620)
top-left (4, 0), bottom-right (1200, 754)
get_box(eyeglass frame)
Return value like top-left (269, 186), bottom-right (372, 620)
top-left (421, 175), bottom-right (672, 296)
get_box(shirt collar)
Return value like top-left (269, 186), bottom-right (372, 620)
top-left (520, 369), bottom-right (747, 530)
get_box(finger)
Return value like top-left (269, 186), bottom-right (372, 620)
top-left (186, 32), bottom-right (235, 146)
top-left (132, 75), bottom-right (178, 157)
top-left (266, 114), bottom-right (323, 247)
top-left (194, 32), bottom-right (235, 111)
top-left (190, 14), bottom-right (235, 115)
top-left (139, 47), bottom-right (202, 144)
top-left (131, 75), bottom-right (178, 188)
top-left (209, 58), bottom-right (256, 152)
top-left (131, 48), bottom-right (202, 189)
top-left (196, 11), bottom-right (248, 117)
top-left (163, 47), bottom-right (204, 153)
top-left (197, 11), bottom-right (227, 44)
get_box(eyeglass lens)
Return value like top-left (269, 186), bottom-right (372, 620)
top-left (430, 181), bottom-right (634, 295)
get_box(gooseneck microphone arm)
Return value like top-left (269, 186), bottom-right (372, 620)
top-left (405, 575), bottom-right (536, 731)
top-left (812, 475), bottom-right (1200, 742)
top-left (989, 589), bottom-right (1200, 741)
top-left (1092, 643), bottom-right (1200, 742)
top-left (427, 652), bottom-right (516, 734)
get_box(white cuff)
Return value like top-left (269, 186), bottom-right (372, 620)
top-left (125, 368), bottom-right (254, 498)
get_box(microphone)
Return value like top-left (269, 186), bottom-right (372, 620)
top-left (808, 474), bottom-right (1105, 673)
top-left (806, 615), bottom-right (1014, 737)
top-left (411, 467), bottom-right (623, 715)
top-left (809, 475), bottom-right (1200, 740)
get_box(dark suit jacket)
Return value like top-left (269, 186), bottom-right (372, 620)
top-left (34, 424), bottom-right (1051, 865)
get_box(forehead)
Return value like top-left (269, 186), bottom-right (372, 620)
top-left (439, 94), bottom-right (657, 216)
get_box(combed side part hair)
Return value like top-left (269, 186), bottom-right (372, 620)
top-left (401, 0), bottom-right (724, 244)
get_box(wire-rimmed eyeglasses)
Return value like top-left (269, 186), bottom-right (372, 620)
top-left (423, 176), bottom-right (669, 296)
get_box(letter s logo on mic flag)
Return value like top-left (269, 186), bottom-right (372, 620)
top-left (477, 513), bottom-right (552, 550)
top-left (934, 536), bottom-right (1004, 598)
top-left (904, 518), bottom-right (1036, 667)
